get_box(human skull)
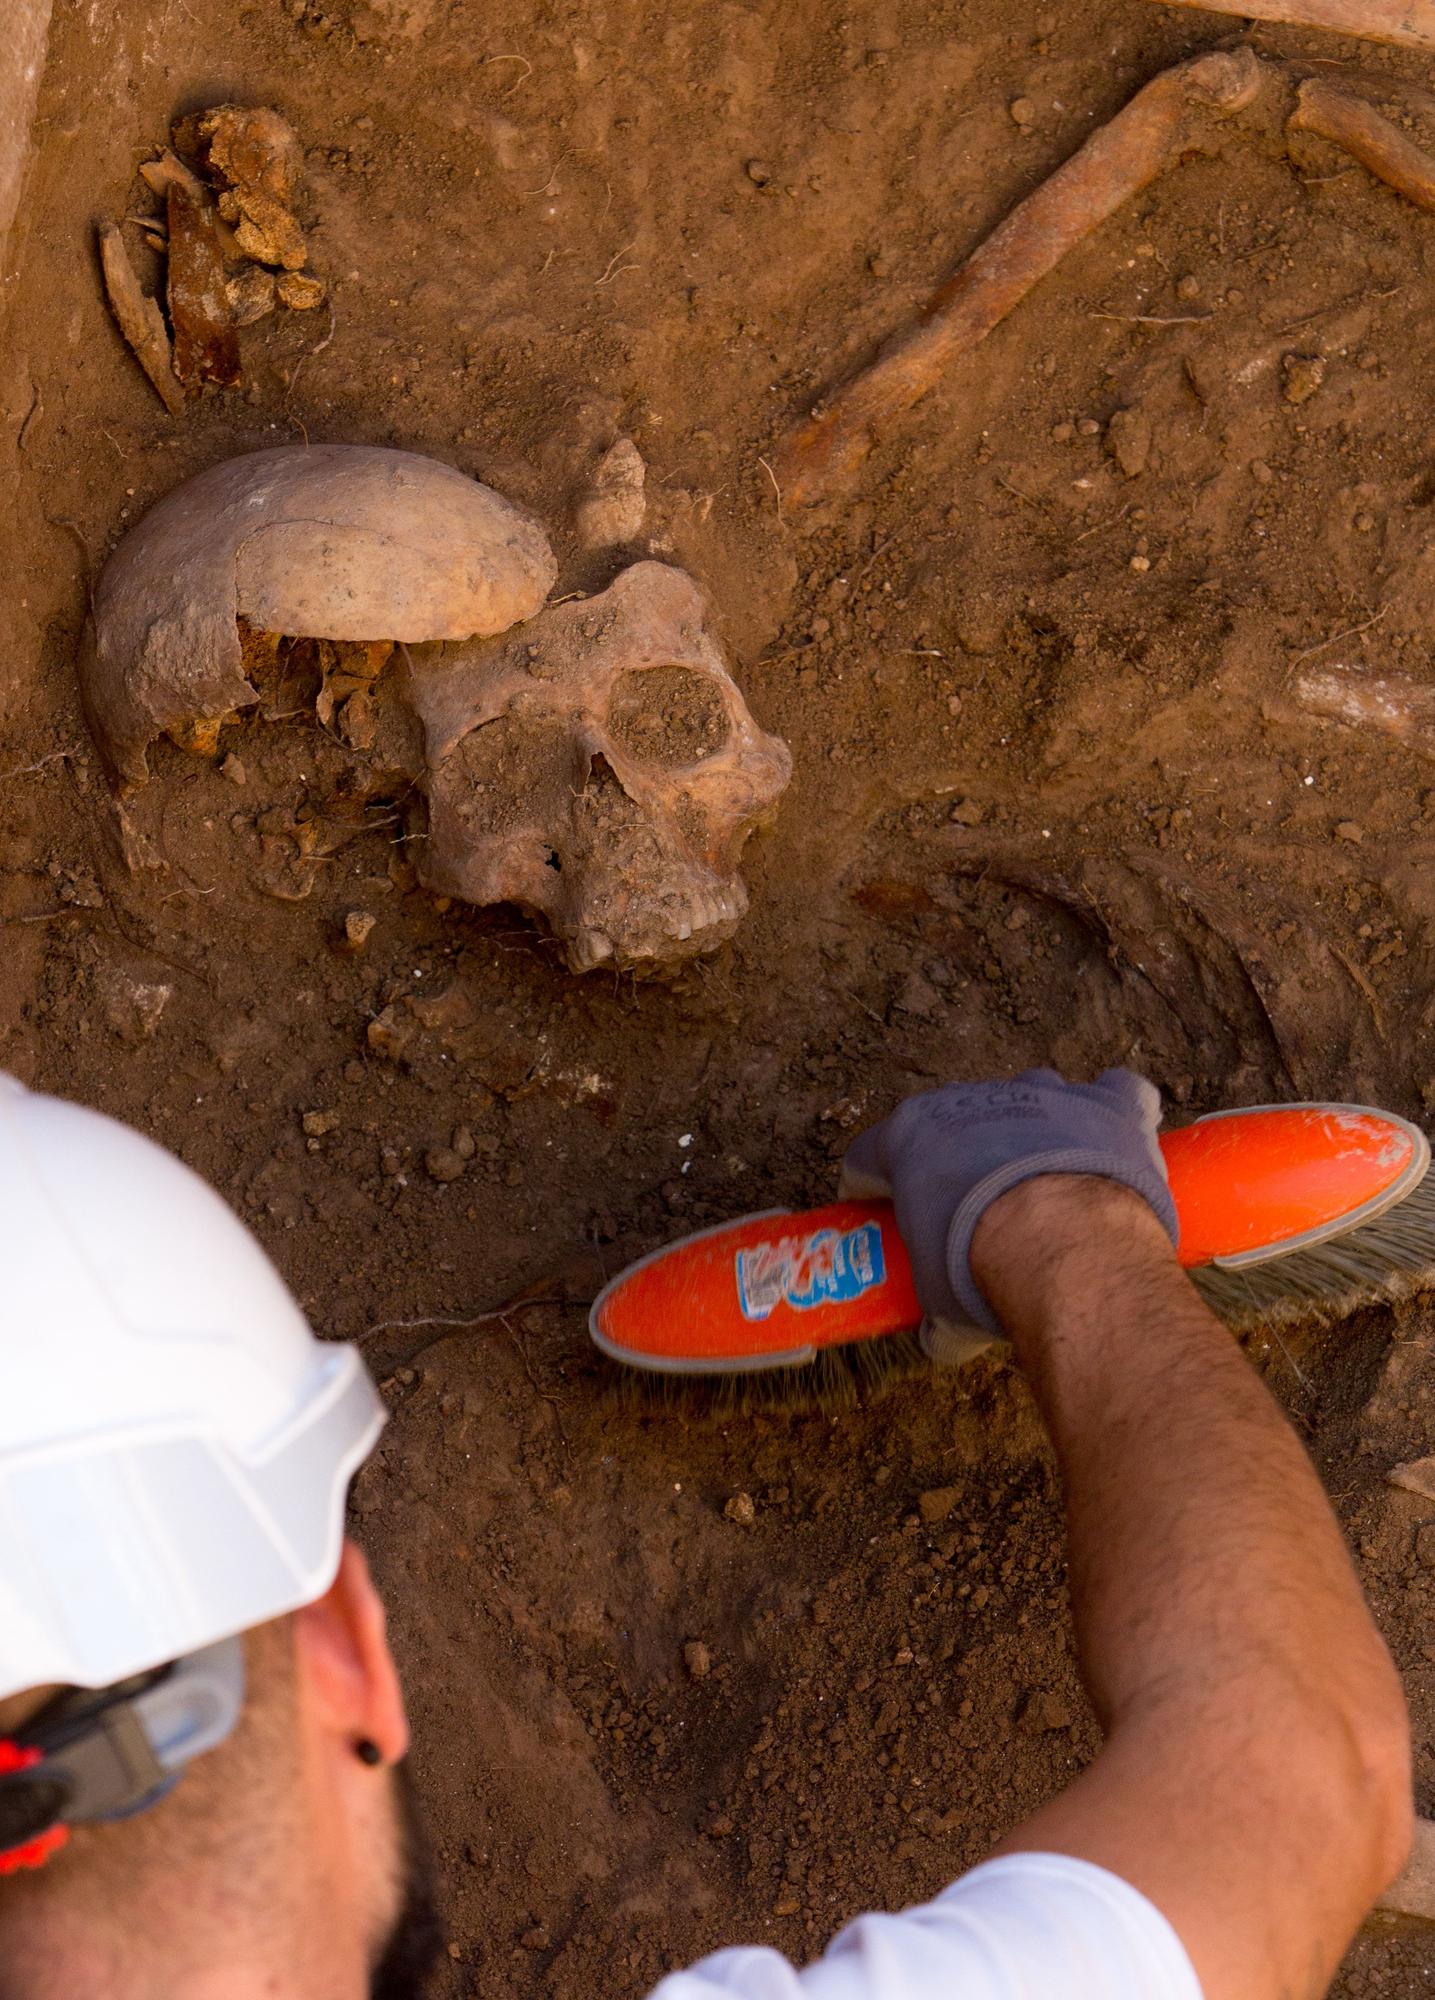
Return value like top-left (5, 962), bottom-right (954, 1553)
top-left (404, 561), bottom-right (792, 972)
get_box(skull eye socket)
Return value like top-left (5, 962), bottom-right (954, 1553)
top-left (606, 666), bottom-right (731, 768)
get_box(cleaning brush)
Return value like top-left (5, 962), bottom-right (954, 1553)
top-left (590, 1104), bottom-right (1435, 1390)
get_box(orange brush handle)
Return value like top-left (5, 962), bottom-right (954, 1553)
top-left (589, 1105), bottom-right (1428, 1371)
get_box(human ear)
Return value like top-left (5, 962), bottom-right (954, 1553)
top-left (293, 1538), bottom-right (409, 1767)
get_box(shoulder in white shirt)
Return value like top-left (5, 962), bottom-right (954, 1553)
top-left (648, 1853), bottom-right (1203, 2000)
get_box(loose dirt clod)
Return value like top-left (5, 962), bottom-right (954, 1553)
top-left (574, 436), bottom-right (647, 549)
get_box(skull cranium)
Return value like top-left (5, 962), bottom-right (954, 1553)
top-left (80, 445), bottom-right (792, 971)
top-left (406, 562), bottom-right (792, 971)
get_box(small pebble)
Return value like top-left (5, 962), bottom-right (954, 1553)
top-left (683, 1639), bottom-right (712, 1681)
top-left (1335, 821), bottom-right (1365, 845)
top-left (425, 1145), bottom-right (466, 1183)
top-left (1076, 416), bottom-right (1101, 437)
top-left (1175, 273), bottom-right (1200, 302)
top-left (1050, 420), bottom-right (1075, 443)
top-left (1251, 460), bottom-right (1274, 486)
top-left (745, 158), bottom-right (772, 186)
top-left (452, 1124), bottom-right (476, 1160)
top-left (1129, 553), bottom-right (1151, 573)
top-left (301, 1108), bottom-right (339, 1137)
top-left (723, 1491), bottom-right (757, 1526)
top-left (1355, 511), bottom-right (1376, 533)
top-left (1009, 96), bottom-right (1036, 126)
top-left (220, 752), bottom-right (247, 786)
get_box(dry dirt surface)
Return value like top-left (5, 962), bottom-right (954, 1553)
top-left (7, 0), bottom-right (1435, 1992)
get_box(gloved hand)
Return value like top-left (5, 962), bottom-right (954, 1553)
top-left (840, 1068), bottom-right (1178, 1342)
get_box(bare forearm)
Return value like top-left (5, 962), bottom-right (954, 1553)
top-left (975, 1178), bottom-right (1389, 1728)
top-left (972, 1176), bottom-right (1411, 2000)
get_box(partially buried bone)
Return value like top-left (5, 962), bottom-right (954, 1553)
top-left (404, 561), bottom-right (793, 972)
top-left (773, 49), bottom-right (1264, 509)
top-left (1140, 0), bottom-right (1435, 52)
top-left (775, 50), bottom-right (1435, 510)
top-left (1297, 667), bottom-right (1435, 756)
top-left (1290, 77), bottom-right (1435, 213)
top-left (82, 444), bottom-right (557, 785)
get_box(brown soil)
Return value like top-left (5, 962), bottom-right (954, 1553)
top-left (5, 0), bottom-right (1435, 1992)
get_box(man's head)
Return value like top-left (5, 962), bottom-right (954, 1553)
top-left (0, 1545), bottom-right (442, 1999)
top-left (0, 1077), bottom-right (433, 1997)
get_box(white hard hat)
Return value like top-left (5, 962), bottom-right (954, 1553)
top-left (0, 1075), bottom-right (384, 1704)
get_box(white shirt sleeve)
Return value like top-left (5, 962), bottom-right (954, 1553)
top-left (648, 1853), bottom-right (1203, 2000)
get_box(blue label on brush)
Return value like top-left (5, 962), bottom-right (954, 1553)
top-left (735, 1222), bottom-right (886, 1321)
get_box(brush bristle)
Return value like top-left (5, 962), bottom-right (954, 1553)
top-left (1189, 1166), bottom-right (1435, 1331)
top-left (607, 1329), bottom-right (930, 1413)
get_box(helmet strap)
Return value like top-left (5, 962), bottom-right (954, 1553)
top-left (0, 1637), bottom-right (245, 1874)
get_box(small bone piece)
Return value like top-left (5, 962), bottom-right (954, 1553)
top-left (196, 105), bottom-right (303, 205)
top-left (574, 437), bottom-right (647, 549)
top-left (227, 266), bottom-right (277, 325)
top-left (1141, 0), bottom-right (1435, 52)
top-left (166, 184), bottom-right (241, 389)
top-left (138, 150), bottom-right (208, 204)
top-left (98, 224), bottom-right (186, 414)
top-left (1290, 77), bottom-right (1435, 213)
top-left (774, 49), bottom-right (1263, 508)
top-left (1296, 667), bottom-right (1435, 757)
top-left (82, 444), bottom-right (556, 784)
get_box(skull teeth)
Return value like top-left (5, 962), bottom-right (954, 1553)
top-left (569, 928), bottom-right (615, 971)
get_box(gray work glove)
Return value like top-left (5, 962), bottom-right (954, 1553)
top-left (839, 1068), bottom-right (1178, 1351)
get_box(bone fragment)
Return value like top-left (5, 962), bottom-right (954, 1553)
top-left (227, 266), bottom-right (276, 325)
top-left (773, 49), bottom-right (1264, 509)
top-left (276, 270), bottom-right (326, 310)
top-left (1387, 1453), bottom-right (1435, 1500)
top-left (1297, 667), bottom-right (1435, 757)
top-left (84, 444), bottom-right (556, 785)
top-left (575, 436), bottom-right (647, 549)
top-left (1290, 77), bottom-right (1435, 212)
top-left (166, 184), bottom-right (241, 389)
top-left (139, 149), bottom-right (208, 203)
top-left (98, 224), bottom-right (186, 414)
top-left (1141, 0), bottom-right (1435, 52)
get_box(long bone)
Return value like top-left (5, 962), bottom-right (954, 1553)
top-left (772, 50), bottom-right (1263, 510)
top-left (1142, 0), bottom-right (1435, 53)
top-left (1290, 75), bottom-right (1435, 211)
top-left (774, 50), bottom-right (1435, 510)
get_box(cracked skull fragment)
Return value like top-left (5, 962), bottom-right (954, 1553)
top-left (404, 561), bottom-right (792, 971)
top-left (81, 445), bottom-right (791, 971)
top-left (82, 443), bottom-right (557, 785)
